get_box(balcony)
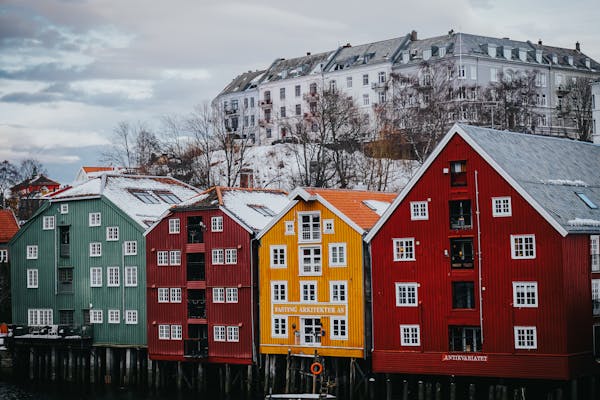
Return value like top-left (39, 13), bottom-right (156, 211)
top-left (187, 253), bottom-right (205, 281)
top-left (188, 301), bottom-right (206, 320)
top-left (259, 99), bottom-right (272, 108)
top-left (449, 200), bottom-right (472, 230)
top-left (224, 107), bottom-right (239, 115)
top-left (371, 81), bottom-right (389, 91)
top-left (184, 338), bottom-right (209, 358)
top-left (303, 92), bottom-right (319, 101)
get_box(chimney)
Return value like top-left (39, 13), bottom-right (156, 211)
top-left (344, 43), bottom-right (352, 48)
top-left (538, 39), bottom-right (543, 45)
top-left (306, 52), bottom-right (311, 56)
top-left (410, 30), bottom-right (417, 41)
top-left (576, 41), bottom-right (580, 52)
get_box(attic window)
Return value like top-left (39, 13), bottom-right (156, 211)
top-left (249, 204), bottom-right (276, 217)
top-left (576, 192), bottom-right (598, 209)
top-left (130, 190), bottom-right (160, 204)
top-left (154, 191), bottom-right (181, 204)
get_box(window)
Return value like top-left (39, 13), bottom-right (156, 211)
top-left (60, 204), bottom-right (68, 214)
top-left (301, 281), bottom-right (317, 303)
top-left (226, 287), bottom-right (238, 303)
top-left (171, 325), bottom-right (182, 340)
top-left (329, 243), bottom-right (346, 266)
top-left (0, 249), bottom-right (7, 263)
top-left (458, 64), bottom-right (466, 79)
top-left (284, 221), bottom-right (294, 235)
top-left (470, 65), bottom-right (477, 80)
top-left (170, 250), bottom-right (181, 265)
top-left (280, 106), bottom-right (286, 118)
top-left (280, 87), bottom-right (285, 100)
top-left (211, 216), bottom-right (223, 232)
top-left (592, 279), bottom-right (600, 316)
top-left (170, 288), bottom-right (182, 303)
top-left (323, 219), bottom-right (334, 234)
top-left (43, 216), bottom-right (55, 230)
top-left (514, 326), bottom-right (537, 349)
top-left (450, 238), bottom-right (474, 268)
top-left (329, 80), bottom-right (336, 91)
top-left (513, 282), bottom-right (538, 307)
top-left (169, 218), bottom-right (180, 234)
top-left (107, 266), bottom-right (120, 287)
top-left (89, 213), bottom-right (101, 227)
top-left (28, 309), bottom-right (53, 326)
top-left (27, 269), bottom-right (38, 288)
top-left (300, 246), bottom-right (322, 275)
top-left (225, 249), bottom-right (237, 264)
top-left (157, 251), bottom-right (169, 266)
top-left (452, 282), bottom-right (475, 309)
top-left (362, 74), bottom-right (369, 85)
top-left (301, 317), bottom-right (322, 345)
top-left (331, 318), bottom-right (348, 339)
top-left (90, 310), bottom-right (103, 324)
top-left (106, 226), bottom-right (119, 241)
top-left (125, 310), bottom-right (138, 324)
top-left (400, 325), bottom-right (420, 346)
top-left (393, 238), bottom-right (415, 261)
top-left (89, 242), bottom-right (101, 257)
top-left (27, 245), bottom-right (38, 259)
top-left (449, 200), bottom-right (472, 229)
top-left (395, 283), bottom-right (418, 306)
top-left (511, 235), bottom-right (536, 259)
top-left (295, 85), bottom-right (301, 97)
top-left (492, 197), bottom-right (512, 217)
top-left (270, 245), bottom-right (287, 268)
top-left (124, 266), bottom-right (137, 286)
top-left (295, 104), bottom-right (301, 115)
top-left (108, 309), bottom-right (120, 324)
top-left (410, 201), bottom-right (429, 220)
top-left (227, 326), bottom-right (239, 342)
top-left (362, 94), bottom-right (370, 106)
top-left (158, 288), bottom-right (170, 303)
top-left (449, 326), bottom-right (482, 352)
top-left (212, 249), bottom-right (224, 265)
top-left (90, 267), bottom-right (102, 287)
top-left (272, 281), bottom-right (287, 302)
top-left (131, 190), bottom-right (159, 204)
top-left (213, 287), bottom-right (225, 303)
top-left (330, 281), bottom-right (347, 303)
top-left (299, 213), bottom-right (320, 242)
top-left (214, 325), bottom-right (226, 341)
top-left (346, 76), bottom-right (353, 88)
top-left (124, 241), bottom-right (137, 256)
top-left (58, 268), bottom-right (73, 293)
top-left (576, 192), bottom-right (598, 209)
top-left (159, 324), bottom-right (170, 340)
top-left (450, 161), bottom-right (467, 186)
top-left (490, 68), bottom-right (499, 82)
top-left (272, 316), bottom-right (288, 338)
top-left (59, 310), bottom-right (74, 326)
top-left (591, 235), bottom-right (600, 272)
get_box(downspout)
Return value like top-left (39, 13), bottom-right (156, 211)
top-left (475, 170), bottom-right (484, 343)
top-left (250, 236), bottom-right (258, 364)
top-left (122, 241), bottom-right (125, 320)
top-left (54, 214), bottom-right (58, 296)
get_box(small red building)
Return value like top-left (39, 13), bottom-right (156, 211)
top-left (11, 174), bottom-right (60, 197)
top-left (145, 187), bottom-right (288, 364)
top-left (366, 124), bottom-right (600, 380)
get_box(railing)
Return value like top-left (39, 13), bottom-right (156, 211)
top-left (187, 262), bottom-right (205, 281)
top-left (12, 324), bottom-right (93, 339)
top-left (60, 244), bottom-right (70, 258)
top-left (188, 300), bottom-right (207, 319)
top-left (224, 108), bottom-right (239, 115)
top-left (450, 213), bottom-right (472, 230)
top-left (184, 338), bottom-right (209, 358)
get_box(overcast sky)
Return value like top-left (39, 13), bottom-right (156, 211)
top-left (1, 0), bottom-right (599, 183)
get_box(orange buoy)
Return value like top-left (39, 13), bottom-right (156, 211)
top-left (310, 362), bottom-right (323, 375)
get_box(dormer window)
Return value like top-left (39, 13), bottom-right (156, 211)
top-left (450, 161), bottom-right (467, 186)
top-left (576, 192), bottom-right (598, 209)
top-left (249, 204), bottom-right (276, 217)
top-left (487, 44), bottom-right (497, 58)
top-left (423, 49), bottom-right (432, 61)
top-left (154, 191), bottom-right (181, 204)
top-left (130, 190), bottom-right (159, 204)
top-left (503, 46), bottom-right (512, 60)
top-left (439, 47), bottom-right (446, 57)
top-left (519, 49), bottom-right (527, 62)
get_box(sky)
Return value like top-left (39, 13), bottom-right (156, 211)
top-left (1, 0), bottom-right (599, 183)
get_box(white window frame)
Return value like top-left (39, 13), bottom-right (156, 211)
top-left (410, 201), bottom-right (429, 220)
top-left (43, 216), bottom-right (55, 230)
top-left (60, 204), bottom-right (68, 214)
top-left (212, 249), bottom-right (224, 265)
top-left (591, 235), bottom-right (600, 272)
top-left (157, 251), bottom-right (169, 266)
top-left (106, 226), bottom-right (119, 241)
top-left (225, 249), bottom-right (237, 264)
top-left (27, 269), bottom-right (38, 288)
top-left (89, 212), bottom-right (101, 227)
top-left (393, 238), bottom-right (415, 261)
top-left (0, 249), bottom-right (7, 263)
top-left (330, 281), bottom-right (347, 303)
top-left (514, 326), bottom-right (537, 349)
top-left (284, 221), bottom-right (294, 235)
top-left (271, 281), bottom-right (287, 303)
top-left (298, 212), bottom-right (321, 243)
top-left (330, 317), bottom-right (348, 340)
top-left (395, 283), bottom-right (418, 307)
top-left (400, 324), bottom-right (421, 346)
top-left (492, 197), bottom-right (512, 217)
top-left (323, 219), bottom-right (334, 234)
top-left (213, 287), bottom-right (225, 303)
top-left (124, 266), bottom-right (137, 287)
top-left (27, 245), bottom-right (38, 260)
top-left (108, 309), bottom-right (120, 324)
top-left (270, 245), bottom-right (287, 268)
top-left (329, 243), bottom-right (347, 267)
top-left (90, 310), bottom-right (103, 324)
top-left (272, 316), bottom-right (288, 338)
top-left (158, 288), bottom-right (170, 303)
top-left (299, 246), bottom-right (322, 276)
top-left (168, 218), bottom-right (180, 234)
top-left (211, 216), bottom-right (223, 232)
top-left (124, 241), bottom-right (137, 256)
top-left (213, 325), bottom-right (226, 342)
top-left (170, 288), bottom-right (182, 303)
top-left (171, 325), bottom-right (182, 340)
top-left (513, 282), bottom-right (538, 308)
top-left (226, 287), bottom-right (238, 303)
top-left (592, 279), bottom-right (600, 316)
top-left (169, 250), bottom-right (181, 265)
top-left (107, 266), bottom-right (120, 287)
top-left (227, 326), bottom-right (239, 342)
top-left (89, 242), bottom-right (102, 257)
top-left (90, 267), bottom-right (102, 287)
top-left (158, 324), bottom-right (170, 340)
top-left (300, 281), bottom-right (318, 303)
top-left (125, 310), bottom-right (138, 325)
top-left (28, 309), bottom-right (53, 326)
top-left (511, 234), bottom-right (536, 259)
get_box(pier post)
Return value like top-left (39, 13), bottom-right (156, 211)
top-left (125, 348), bottom-right (131, 386)
top-left (285, 351), bottom-right (291, 393)
top-left (90, 349), bottom-right (95, 384)
top-left (68, 349), bottom-right (74, 382)
top-left (105, 347), bottom-right (112, 384)
top-left (51, 347), bottom-right (57, 382)
top-left (29, 347), bottom-right (34, 380)
top-left (247, 364), bottom-right (253, 397)
top-left (177, 361), bottom-right (182, 390)
top-left (225, 363), bottom-right (231, 398)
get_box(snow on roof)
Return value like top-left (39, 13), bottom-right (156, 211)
top-left (50, 174), bottom-right (200, 227)
top-left (362, 200), bottom-right (392, 216)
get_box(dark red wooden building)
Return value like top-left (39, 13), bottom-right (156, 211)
top-left (366, 124), bottom-right (600, 380)
top-left (145, 187), bottom-right (288, 364)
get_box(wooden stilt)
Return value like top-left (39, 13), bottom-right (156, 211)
top-left (105, 347), bottom-right (112, 384)
top-left (68, 349), bottom-right (74, 382)
top-left (225, 363), bottom-right (231, 398)
top-left (125, 348), bottom-right (131, 386)
top-left (418, 380), bottom-right (424, 400)
top-left (50, 347), bottom-right (57, 382)
top-left (285, 351), bottom-right (291, 393)
top-left (28, 347), bottom-right (34, 380)
top-left (349, 358), bottom-right (356, 400)
top-left (570, 379), bottom-right (577, 400)
top-left (247, 364), bottom-right (254, 398)
top-left (468, 383), bottom-right (476, 400)
top-left (263, 354), bottom-right (270, 396)
top-left (176, 361), bottom-right (182, 390)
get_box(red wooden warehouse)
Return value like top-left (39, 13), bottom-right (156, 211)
top-left (366, 124), bottom-right (600, 380)
top-left (145, 187), bottom-right (288, 364)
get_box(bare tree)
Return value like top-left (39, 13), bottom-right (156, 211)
top-left (19, 159), bottom-right (47, 180)
top-left (0, 160), bottom-right (20, 208)
top-left (556, 77), bottom-right (594, 141)
top-left (101, 121), bottom-right (161, 173)
top-left (186, 103), bottom-right (217, 188)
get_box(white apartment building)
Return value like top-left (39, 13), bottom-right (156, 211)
top-left (592, 80), bottom-right (600, 144)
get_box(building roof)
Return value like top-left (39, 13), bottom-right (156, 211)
top-left (366, 124), bottom-right (600, 241)
top-left (48, 174), bottom-right (200, 228)
top-left (217, 70), bottom-right (266, 97)
top-left (12, 174), bottom-right (60, 191)
top-left (0, 209), bottom-right (19, 243)
top-left (326, 35), bottom-right (408, 72)
top-left (175, 186), bottom-right (289, 232)
top-left (260, 51), bottom-right (333, 84)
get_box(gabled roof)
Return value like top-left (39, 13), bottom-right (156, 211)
top-left (217, 70), bottom-right (265, 97)
top-left (366, 124), bottom-right (600, 242)
top-left (260, 52), bottom-right (333, 84)
top-left (325, 36), bottom-right (408, 72)
top-left (174, 186), bottom-right (289, 233)
top-left (49, 174), bottom-right (200, 228)
top-left (12, 174), bottom-right (60, 191)
top-left (0, 209), bottom-right (19, 243)
top-left (257, 187), bottom-right (396, 239)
